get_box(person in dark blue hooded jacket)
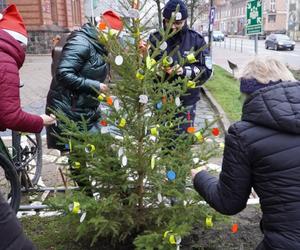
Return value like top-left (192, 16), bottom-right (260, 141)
top-left (149, 0), bottom-right (212, 133)
top-left (191, 57), bottom-right (300, 250)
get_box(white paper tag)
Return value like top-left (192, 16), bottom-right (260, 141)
top-left (114, 99), bottom-right (121, 111)
top-left (95, 16), bottom-right (101, 23)
top-left (93, 192), bottom-right (100, 200)
top-left (139, 95), bottom-right (148, 104)
top-left (160, 42), bottom-right (168, 51)
top-left (80, 212), bottom-right (87, 223)
top-left (118, 147), bottom-right (124, 158)
top-left (115, 55), bottom-right (124, 66)
top-left (205, 56), bottom-right (212, 70)
top-left (101, 126), bottom-right (109, 134)
top-left (157, 193), bottom-right (163, 202)
top-left (121, 155), bottom-right (128, 166)
top-left (175, 97), bottom-right (181, 107)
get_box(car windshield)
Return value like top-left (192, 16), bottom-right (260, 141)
top-left (275, 34), bottom-right (290, 40)
top-left (213, 31), bottom-right (223, 35)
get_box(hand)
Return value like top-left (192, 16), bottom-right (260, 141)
top-left (164, 67), bottom-right (174, 75)
top-left (163, 65), bottom-right (183, 75)
top-left (100, 83), bottom-right (109, 93)
top-left (138, 40), bottom-right (148, 56)
top-left (191, 165), bottom-right (207, 181)
top-left (40, 114), bottom-right (56, 126)
top-left (174, 65), bottom-right (183, 75)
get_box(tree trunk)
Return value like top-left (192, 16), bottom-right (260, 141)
top-left (154, 0), bottom-right (163, 28)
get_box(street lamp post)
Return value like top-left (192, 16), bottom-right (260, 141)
top-left (208, 0), bottom-right (214, 57)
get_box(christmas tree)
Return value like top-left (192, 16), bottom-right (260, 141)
top-left (51, 1), bottom-right (223, 249)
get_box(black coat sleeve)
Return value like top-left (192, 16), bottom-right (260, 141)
top-left (55, 36), bottom-right (100, 95)
top-left (182, 37), bottom-right (212, 85)
top-left (193, 124), bottom-right (252, 215)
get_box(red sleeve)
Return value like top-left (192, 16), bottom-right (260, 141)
top-left (0, 65), bottom-right (43, 133)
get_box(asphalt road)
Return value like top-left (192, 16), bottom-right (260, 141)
top-left (212, 37), bottom-right (300, 70)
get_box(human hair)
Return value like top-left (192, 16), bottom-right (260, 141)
top-left (239, 57), bottom-right (296, 84)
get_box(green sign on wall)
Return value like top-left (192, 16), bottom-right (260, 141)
top-left (246, 0), bottom-right (263, 35)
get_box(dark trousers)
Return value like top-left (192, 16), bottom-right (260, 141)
top-left (176, 104), bottom-right (197, 134)
top-left (0, 194), bottom-right (35, 250)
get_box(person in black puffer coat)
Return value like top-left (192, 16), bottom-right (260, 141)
top-left (191, 57), bottom-right (300, 249)
top-left (46, 11), bottom-right (123, 151)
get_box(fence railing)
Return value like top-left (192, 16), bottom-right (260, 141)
top-left (213, 38), bottom-right (244, 53)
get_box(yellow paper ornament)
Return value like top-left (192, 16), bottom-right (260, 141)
top-left (73, 162), bottom-right (81, 169)
top-left (162, 56), bottom-right (173, 67)
top-left (187, 53), bottom-right (197, 63)
top-left (97, 93), bottom-right (106, 101)
top-left (187, 80), bottom-right (196, 89)
top-left (136, 69), bottom-right (145, 80)
top-left (85, 144), bottom-right (95, 153)
top-left (118, 118), bottom-right (126, 128)
top-left (69, 201), bottom-right (81, 214)
top-left (205, 215), bottom-right (213, 228)
top-left (195, 131), bottom-right (203, 142)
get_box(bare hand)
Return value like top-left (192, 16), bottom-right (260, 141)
top-left (163, 65), bottom-right (183, 75)
top-left (100, 83), bottom-right (109, 93)
top-left (138, 40), bottom-right (148, 56)
top-left (191, 166), bottom-right (207, 181)
top-left (40, 114), bottom-right (56, 126)
top-left (174, 65), bottom-right (183, 75)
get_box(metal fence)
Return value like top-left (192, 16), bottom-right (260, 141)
top-left (213, 38), bottom-right (244, 53)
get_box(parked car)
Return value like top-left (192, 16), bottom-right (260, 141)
top-left (212, 30), bottom-right (225, 41)
top-left (265, 34), bottom-right (296, 51)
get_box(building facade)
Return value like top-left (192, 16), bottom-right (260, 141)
top-left (0, 0), bottom-right (85, 54)
top-left (263, 0), bottom-right (288, 35)
top-left (197, 0), bottom-right (289, 37)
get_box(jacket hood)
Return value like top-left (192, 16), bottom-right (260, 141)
top-left (0, 29), bottom-right (25, 68)
top-left (242, 81), bottom-right (300, 134)
top-left (73, 23), bottom-right (107, 56)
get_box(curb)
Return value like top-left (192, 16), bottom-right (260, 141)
top-left (201, 87), bottom-right (231, 132)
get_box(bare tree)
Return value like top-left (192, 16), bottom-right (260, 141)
top-left (151, 0), bottom-right (209, 29)
top-left (184, 0), bottom-right (209, 28)
top-left (152, 0), bottom-right (166, 28)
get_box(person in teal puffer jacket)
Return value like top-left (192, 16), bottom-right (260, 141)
top-left (46, 11), bottom-right (123, 151)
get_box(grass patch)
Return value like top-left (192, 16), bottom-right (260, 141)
top-left (205, 65), bottom-right (242, 122)
top-left (290, 69), bottom-right (300, 81)
top-left (21, 215), bottom-right (97, 250)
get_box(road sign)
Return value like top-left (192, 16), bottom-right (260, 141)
top-left (209, 6), bottom-right (216, 26)
top-left (246, 0), bottom-right (262, 35)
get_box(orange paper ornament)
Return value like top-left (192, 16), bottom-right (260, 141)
top-left (187, 127), bottom-right (196, 134)
top-left (106, 96), bottom-right (113, 106)
top-left (98, 22), bottom-right (107, 31)
top-left (231, 223), bottom-right (238, 233)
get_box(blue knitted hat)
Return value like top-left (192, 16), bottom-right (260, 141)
top-left (163, 0), bottom-right (188, 20)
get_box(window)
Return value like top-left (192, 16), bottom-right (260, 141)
top-left (270, 0), bottom-right (276, 12)
top-left (268, 14), bottom-right (276, 23)
top-left (50, 0), bottom-right (58, 25)
top-left (72, 0), bottom-right (81, 25)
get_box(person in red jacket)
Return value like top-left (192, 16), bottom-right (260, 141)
top-left (0, 4), bottom-right (55, 133)
top-left (0, 4), bottom-right (56, 250)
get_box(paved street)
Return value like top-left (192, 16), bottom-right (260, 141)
top-left (212, 37), bottom-right (300, 70)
